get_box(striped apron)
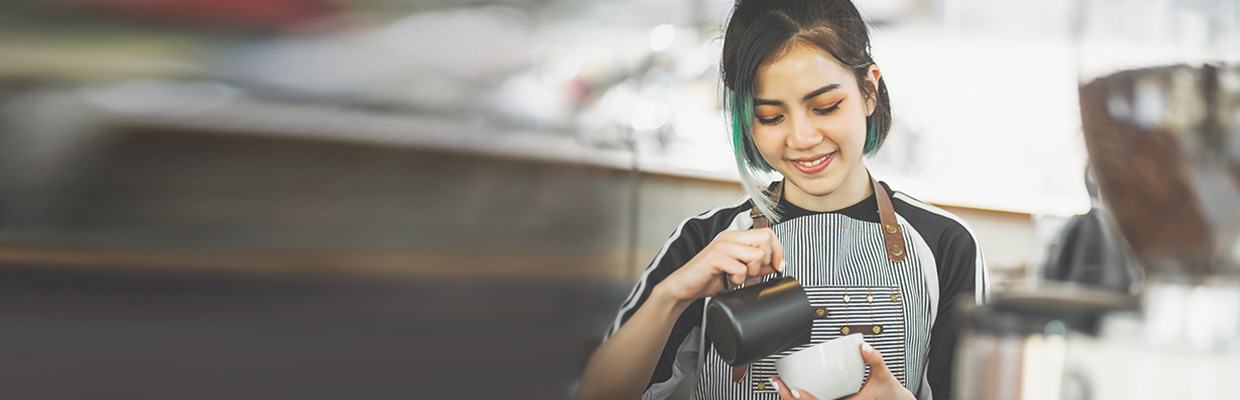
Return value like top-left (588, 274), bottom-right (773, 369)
top-left (693, 180), bottom-right (934, 399)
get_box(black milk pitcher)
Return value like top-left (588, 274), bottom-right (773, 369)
top-left (706, 276), bottom-right (813, 366)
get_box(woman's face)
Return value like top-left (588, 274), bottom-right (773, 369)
top-left (752, 41), bottom-right (880, 211)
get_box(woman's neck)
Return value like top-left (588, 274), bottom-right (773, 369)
top-left (784, 166), bottom-right (874, 212)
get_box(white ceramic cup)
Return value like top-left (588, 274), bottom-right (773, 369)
top-left (774, 333), bottom-right (866, 400)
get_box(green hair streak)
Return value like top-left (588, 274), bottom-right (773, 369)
top-left (729, 89), bottom-right (773, 173)
top-left (863, 116), bottom-right (879, 157)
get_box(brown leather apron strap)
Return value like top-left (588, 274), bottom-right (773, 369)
top-left (871, 177), bottom-right (907, 263)
top-left (748, 181), bottom-right (783, 230)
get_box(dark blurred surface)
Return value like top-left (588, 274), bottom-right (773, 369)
top-left (2, 121), bottom-right (629, 253)
top-left (0, 263), bottom-right (621, 399)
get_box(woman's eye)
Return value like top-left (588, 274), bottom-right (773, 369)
top-left (756, 115), bottom-right (783, 125)
top-left (813, 99), bottom-right (844, 115)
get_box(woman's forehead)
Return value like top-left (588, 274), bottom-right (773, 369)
top-left (754, 42), bottom-right (853, 101)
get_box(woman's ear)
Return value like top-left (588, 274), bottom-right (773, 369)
top-left (864, 64), bottom-right (882, 117)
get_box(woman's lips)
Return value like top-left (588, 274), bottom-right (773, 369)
top-left (791, 153), bottom-right (833, 174)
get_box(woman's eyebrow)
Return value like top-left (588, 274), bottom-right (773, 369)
top-left (801, 84), bottom-right (841, 101)
top-left (753, 83), bottom-right (842, 106)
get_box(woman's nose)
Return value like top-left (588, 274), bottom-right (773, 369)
top-left (786, 112), bottom-right (822, 150)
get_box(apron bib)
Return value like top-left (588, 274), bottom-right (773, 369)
top-left (693, 178), bottom-right (933, 399)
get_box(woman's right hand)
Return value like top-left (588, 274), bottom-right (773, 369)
top-left (652, 227), bottom-right (786, 306)
top-left (577, 228), bottom-right (784, 400)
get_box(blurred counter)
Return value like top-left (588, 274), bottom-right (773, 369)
top-left (0, 87), bottom-right (750, 284)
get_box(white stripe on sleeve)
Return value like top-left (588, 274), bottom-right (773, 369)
top-left (606, 197), bottom-right (751, 339)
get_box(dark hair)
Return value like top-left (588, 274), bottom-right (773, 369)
top-left (721, 0), bottom-right (892, 218)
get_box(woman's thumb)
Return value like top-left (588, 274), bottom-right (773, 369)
top-left (859, 341), bottom-right (890, 375)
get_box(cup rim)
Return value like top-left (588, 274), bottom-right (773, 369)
top-left (775, 333), bottom-right (865, 365)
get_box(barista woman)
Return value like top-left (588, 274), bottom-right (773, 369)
top-left (578, 1), bottom-right (987, 399)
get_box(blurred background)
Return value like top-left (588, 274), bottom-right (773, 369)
top-left (0, 0), bottom-right (1091, 398)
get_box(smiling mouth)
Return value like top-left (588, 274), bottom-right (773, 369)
top-left (797, 156), bottom-right (828, 167)
top-left (791, 153), bottom-right (834, 174)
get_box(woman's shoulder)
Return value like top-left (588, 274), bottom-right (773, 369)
top-left (886, 188), bottom-right (979, 247)
top-left (887, 186), bottom-right (990, 302)
top-left (639, 197), bottom-right (757, 281)
top-left (673, 196), bottom-right (757, 239)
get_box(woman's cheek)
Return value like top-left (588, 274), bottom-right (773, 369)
top-left (752, 128), bottom-right (781, 158)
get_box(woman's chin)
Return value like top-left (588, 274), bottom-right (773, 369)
top-left (787, 179), bottom-right (843, 198)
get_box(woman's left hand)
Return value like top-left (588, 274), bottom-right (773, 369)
top-left (770, 342), bottom-right (915, 400)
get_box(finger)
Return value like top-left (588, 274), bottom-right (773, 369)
top-left (706, 273), bottom-right (728, 295)
top-left (747, 256), bottom-right (765, 278)
top-left (722, 229), bottom-right (780, 271)
top-left (758, 230), bottom-right (774, 266)
top-left (792, 389), bottom-right (818, 400)
top-left (718, 242), bottom-right (768, 277)
top-left (745, 230), bottom-right (773, 273)
top-left (743, 258), bottom-right (783, 284)
top-left (713, 258), bottom-right (749, 286)
top-left (759, 241), bottom-right (773, 270)
top-left (770, 377), bottom-right (797, 400)
top-left (770, 229), bottom-right (786, 272)
top-left (721, 228), bottom-right (778, 247)
top-left (754, 264), bottom-right (780, 277)
top-left (855, 340), bottom-right (896, 392)
top-left (859, 341), bottom-right (890, 376)
top-left (718, 242), bottom-right (766, 265)
top-left (739, 249), bottom-right (763, 278)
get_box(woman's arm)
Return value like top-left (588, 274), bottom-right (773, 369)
top-left (924, 223), bottom-right (986, 399)
top-left (577, 228), bottom-right (785, 400)
top-left (576, 285), bottom-right (693, 400)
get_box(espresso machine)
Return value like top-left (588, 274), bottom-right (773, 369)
top-left (956, 0), bottom-right (1240, 398)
